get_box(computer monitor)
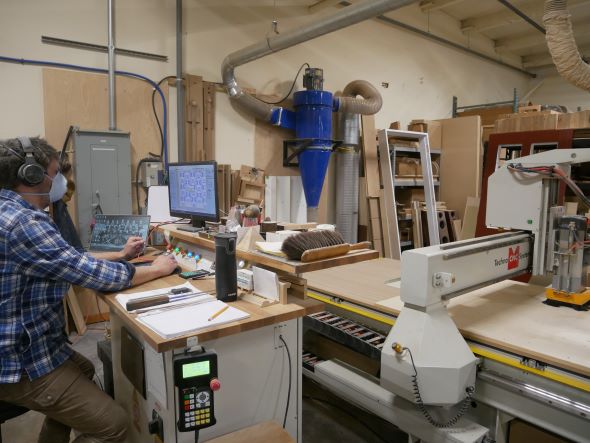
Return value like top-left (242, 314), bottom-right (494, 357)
top-left (168, 161), bottom-right (219, 231)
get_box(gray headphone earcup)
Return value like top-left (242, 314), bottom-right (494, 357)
top-left (18, 162), bottom-right (45, 186)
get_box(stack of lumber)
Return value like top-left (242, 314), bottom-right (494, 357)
top-left (494, 110), bottom-right (590, 134)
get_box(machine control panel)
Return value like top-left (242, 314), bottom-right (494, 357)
top-left (174, 351), bottom-right (219, 432)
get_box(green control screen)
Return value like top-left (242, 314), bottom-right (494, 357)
top-left (183, 361), bottom-right (210, 378)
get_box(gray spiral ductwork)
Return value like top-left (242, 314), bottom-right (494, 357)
top-left (543, 0), bottom-right (590, 92)
top-left (335, 80), bottom-right (382, 243)
top-left (221, 0), bottom-right (415, 119)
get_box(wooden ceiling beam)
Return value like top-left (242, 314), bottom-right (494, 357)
top-left (419, 0), bottom-right (465, 12)
top-left (523, 44), bottom-right (590, 68)
top-left (496, 25), bottom-right (590, 53)
top-left (308, 0), bottom-right (346, 13)
top-left (461, 0), bottom-right (589, 33)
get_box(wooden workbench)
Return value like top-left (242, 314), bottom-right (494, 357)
top-left (101, 274), bottom-right (322, 353)
top-left (159, 224), bottom-right (379, 274)
top-left (304, 258), bottom-right (590, 378)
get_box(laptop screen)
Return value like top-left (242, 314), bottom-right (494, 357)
top-left (89, 215), bottom-right (151, 252)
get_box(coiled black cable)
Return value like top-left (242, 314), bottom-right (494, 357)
top-left (404, 346), bottom-right (474, 428)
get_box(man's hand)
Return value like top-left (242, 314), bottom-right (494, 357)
top-left (151, 255), bottom-right (178, 277)
top-left (122, 236), bottom-right (145, 260)
top-left (130, 254), bottom-right (178, 286)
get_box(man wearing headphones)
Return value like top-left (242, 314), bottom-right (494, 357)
top-left (0, 137), bottom-right (178, 443)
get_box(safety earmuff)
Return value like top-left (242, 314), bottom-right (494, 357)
top-left (16, 136), bottom-right (45, 186)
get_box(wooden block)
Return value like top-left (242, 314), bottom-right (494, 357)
top-left (494, 113), bottom-right (559, 133)
top-left (279, 274), bottom-right (307, 299)
top-left (185, 74), bottom-right (205, 161)
top-left (379, 192), bottom-right (393, 258)
top-left (557, 110), bottom-right (590, 129)
top-left (277, 222), bottom-right (317, 231)
top-left (203, 81), bottom-right (216, 161)
top-left (66, 288), bottom-right (87, 335)
top-left (452, 219), bottom-right (462, 240)
top-left (278, 281), bottom-right (290, 304)
top-left (459, 197), bottom-right (480, 240)
top-left (482, 124), bottom-right (495, 143)
top-left (361, 115), bottom-right (380, 198)
top-left (231, 170), bottom-right (241, 206)
top-left (240, 291), bottom-right (277, 307)
top-left (518, 105), bottom-right (542, 113)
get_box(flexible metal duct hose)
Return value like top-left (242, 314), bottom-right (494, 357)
top-left (337, 80), bottom-right (383, 115)
top-left (334, 79), bottom-right (382, 243)
top-left (543, 0), bottom-right (590, 92)
top-left (335, 147), bottom-right (360, 243)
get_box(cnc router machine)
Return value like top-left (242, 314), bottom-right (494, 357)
top-left (305, 148), bottom-right (590, 442)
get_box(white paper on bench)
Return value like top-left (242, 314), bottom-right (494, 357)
top-left (137, 300), bottom-right (250, 339)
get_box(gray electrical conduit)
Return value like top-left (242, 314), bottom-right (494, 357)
top-left (543, 0), bottom-right (590, 92)
top-left (221, 0), bottom-right (416, 120)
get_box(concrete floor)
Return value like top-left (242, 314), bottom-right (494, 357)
top-left (1, 323), bottom-right (406, 443)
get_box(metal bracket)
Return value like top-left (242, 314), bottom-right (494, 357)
top-left (282, 139), bottom-right (343, 167)
top-left (520, 357), bottom-right (547, 371)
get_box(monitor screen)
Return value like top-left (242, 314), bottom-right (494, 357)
top-left (89, 215), bottom-right (150, 252)
top-left (168, 161), bottom-right (218, 222)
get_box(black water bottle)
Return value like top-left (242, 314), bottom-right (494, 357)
top-left (214, 232), bottom-right (237, 302)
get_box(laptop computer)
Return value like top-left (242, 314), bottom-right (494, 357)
top-left (89, 214), bottom-right (151, 252)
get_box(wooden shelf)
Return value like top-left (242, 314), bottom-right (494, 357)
top-left (391, 146), bottom-right (441, 154)
top-left (158, 224), bottom-right (379, 275)
top-left (394, 178), bottom-right (440, 186)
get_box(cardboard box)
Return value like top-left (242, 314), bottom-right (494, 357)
top-left (395, 157), bottom-right (439, 178)
top-left (395, 157), bottom-right (421, 177)
top-left (509, 420), bottom-right (569, 443)
top-left (408, 119), bottom-right (442, 150)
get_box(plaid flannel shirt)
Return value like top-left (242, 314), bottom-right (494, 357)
top-left (0, 189), bottom-right (135, 383)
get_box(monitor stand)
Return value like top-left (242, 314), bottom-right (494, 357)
top-left (177, 217), bottom-right (205, 233)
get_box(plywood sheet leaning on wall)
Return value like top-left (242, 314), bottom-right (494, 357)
top-left (254, 119), bottom-right (298, 177)
top-left (438, 116), bottom-right (482, 221)
top-left (43, 68), bottom-right (169, 218)
top-left (43, 68), bottom-right (169, 323)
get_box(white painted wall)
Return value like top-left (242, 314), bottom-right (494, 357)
top-left (1, 1), bottom-right (535, 165)
top-left (184, 2), bottom-right (530, 168)
top-left (0, 0), bottom-right (178, 142)
top-left (527, 69), bottom-right (590, 111)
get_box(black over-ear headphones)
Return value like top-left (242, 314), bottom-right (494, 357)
top-left (16, 137), bottom-right (45, 186)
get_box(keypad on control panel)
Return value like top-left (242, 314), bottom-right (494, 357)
top-left (182, 388), bottom-right (213, 428)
